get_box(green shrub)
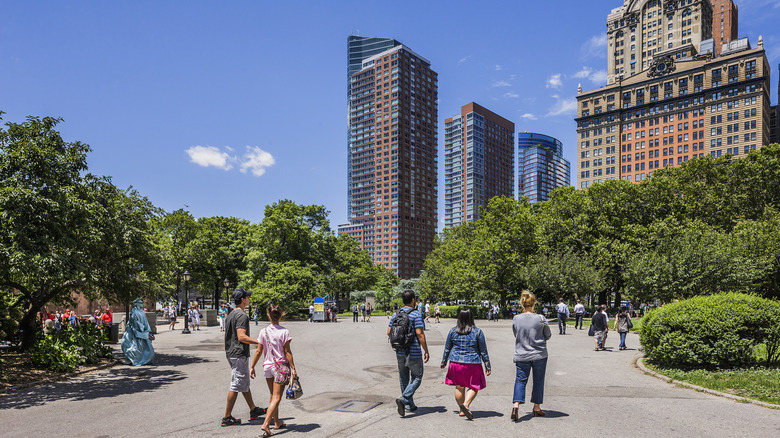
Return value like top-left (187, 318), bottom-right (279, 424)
top-left (438, 305), bottom-right (488, 319)
top-left (640, 292), bottom-right (780, 368)
top-left (29, 323), bottom-right (113, 373)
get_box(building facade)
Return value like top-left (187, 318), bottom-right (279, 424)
top-left (339, 43), bottom-right (438, 279)
top-left (346, 36), bottom-right (402, 220)
top-left (443, 103), bottom-right (514, 228)
top-left (516, 133), bottom-right (571, 203)
top-left (577, 43), bottom-right (771, 187)
top-left (607, 0), bottom-right (713, 85)
top-left (711, 0), bottom-right (738, 56)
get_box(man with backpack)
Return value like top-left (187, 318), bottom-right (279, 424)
top-left (387, 290), bottom-right (429, 417)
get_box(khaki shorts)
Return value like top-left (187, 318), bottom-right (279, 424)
top-left (228, 356), bottom-right (250, 393)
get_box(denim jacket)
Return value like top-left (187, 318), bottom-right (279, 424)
top-left (440, 327), bottom-right (491, 369)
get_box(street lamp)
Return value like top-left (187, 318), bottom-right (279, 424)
top-left (182, 271), bottom-right (191, 334)
top-left (222, 278), bottom-right (230, 304)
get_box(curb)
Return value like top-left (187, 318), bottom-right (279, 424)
top-left (0, 359), bottom-right (121, 395)
top-left (634, 357), bottom-right (780, 410)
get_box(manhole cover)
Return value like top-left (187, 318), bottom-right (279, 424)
top-left (333, 400), bottom-right (381, 413)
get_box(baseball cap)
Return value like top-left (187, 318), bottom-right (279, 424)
top-left (232, 288), bottom-right (252, 302)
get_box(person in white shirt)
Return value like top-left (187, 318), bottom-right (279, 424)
top-left (308, 304), bottom-right (314, 322)
top-left (574, 300), bottom-right (586, 330)
top-left (554, 298), bottom-right (570, 335)
top-left (424, 302), bottom-right (431, 322)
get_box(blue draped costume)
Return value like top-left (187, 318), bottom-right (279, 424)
top-left (121, 299), bottom-right (155, 366)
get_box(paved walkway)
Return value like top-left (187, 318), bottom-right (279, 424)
top-left (1, 317), bottom-right (778, 437)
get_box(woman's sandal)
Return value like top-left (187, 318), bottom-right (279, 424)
top-left (261, 428), bottom-right (273, 437)
top-left (275, 422), bottom-right (287, 430)
top-left (511, 407), bottom-right (519, 421)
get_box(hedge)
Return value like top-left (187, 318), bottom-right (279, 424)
top-left (640, 292), bottom-right (780, 368)
top-left (438, 305), bottom-right (488, 320)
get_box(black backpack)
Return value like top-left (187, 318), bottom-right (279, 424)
top-left (389, 308), bottom-right (416, 352)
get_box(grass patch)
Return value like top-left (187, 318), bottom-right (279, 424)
top-left (646, 363), bottom-right (780, 406)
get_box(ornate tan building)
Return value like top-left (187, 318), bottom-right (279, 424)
top-left (607, 0), bottom-right (714, 85)
top-left (577, 41), bottom-right (770, 188)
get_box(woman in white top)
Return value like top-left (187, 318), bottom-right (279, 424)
top-left (251, 304), bottom-right (298, 437)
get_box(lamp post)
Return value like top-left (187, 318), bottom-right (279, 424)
top-left (223, 278), bottom-right (230, 308)
top-left (182, 271), bottom-right (191, 334)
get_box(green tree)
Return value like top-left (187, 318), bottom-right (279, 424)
top-left (152, 208), bottom-right (198, 300)
top-left (0, 116), bottom-right (165, 349)
top-left (329, 234), bottom-right (378, 301)
top-left (526, 249), bottom-right (604, 305)
top-left (188, 216), bottom-right (250, 307)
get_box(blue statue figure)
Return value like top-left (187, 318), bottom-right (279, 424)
top-left (121, 298), bottom-right (155, 366)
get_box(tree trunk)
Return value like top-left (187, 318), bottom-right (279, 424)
top-left (19, 304), bottom-right (43, 351)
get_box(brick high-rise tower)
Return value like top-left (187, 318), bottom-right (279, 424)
top-left (711, 0), bottom-right (738, 56)
top-left (444, 103), bottom-right (514, 228)
top-left (339, 43), bottom-right (438, 279)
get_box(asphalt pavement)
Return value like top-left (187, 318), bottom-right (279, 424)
top-left (1, 316), bottom-right (778, 437)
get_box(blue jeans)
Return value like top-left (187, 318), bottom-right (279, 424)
top-left (557, 313), bottom-right (567, 333)
top-left (513, 357), bottom-right (547, 405)
top-left (397, 355), bottom-right (424, 409)
top-left (619, 331), bottom-right (627, 348)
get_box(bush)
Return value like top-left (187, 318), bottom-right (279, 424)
top-left (438, 305), bottom-right (488, 319)
top-left (29, 323), bottom-right (113, 373)
top-left (640, 292), bottom-right (780, 368)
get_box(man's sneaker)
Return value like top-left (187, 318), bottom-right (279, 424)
top-left (221, 416), bottom-right (241, 427)
top-left (249, 407), bottom-right (267, 420)
top-left (395, 398), bottom-right (406, 417)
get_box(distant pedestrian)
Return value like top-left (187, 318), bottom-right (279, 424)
top-left (308, 304), bottom-right (314, 323)
top-left (251, 304), bottom-right (297, 437)
top-left (434, 304), bottom-right (441, 324)
top-left (555, 298), bottom-right (569, 335)
top-left (542, 307), bottom-right (549, 319)
top-left (360, 302), bottom-right (366, 322)
top-left (388, 290), bottom-right (429, 417)
top-left (221, 288), bottom-right (266, 427)
top-left (219, 304), bottom-right (228, 332)
top-left (366, 303), bottom-right (372, 322)
top-left (492, 303), bottom-right (500, 322)
top-left (573, 299), bottom-right (585, 330)
top-left (424, 301), bottom-right (431, 323)
top-left (592, 305), bottom-right (609, 351)
top-left (352, 303), bottom-right (359, 322)
top-left (440, 309), bottom-right (491, 420)
top-left (254, 306), bottom-right (260, 326)
top-left (510, 291), bottom-right (551, 421)
top-left (330, 303), bottom-right (338, 323)
top-left (613, 306), bottom-right (631, 350)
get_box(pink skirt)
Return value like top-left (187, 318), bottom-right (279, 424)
top-left (445, 362), bottom-right (486, 391)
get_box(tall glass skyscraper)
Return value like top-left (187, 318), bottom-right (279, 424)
top-left (516, 132), bottom-right (571, 204)
top-left (346, 36), bottom-right (402, 220)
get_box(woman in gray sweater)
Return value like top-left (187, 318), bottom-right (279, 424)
top-left (511, 291), bottom-right (552, 421)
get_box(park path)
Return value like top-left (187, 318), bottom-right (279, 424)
top-left (1, 316), bottom-right (778, 437)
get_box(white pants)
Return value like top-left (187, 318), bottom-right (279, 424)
top-left (219, 317), bottom-right (225, 329)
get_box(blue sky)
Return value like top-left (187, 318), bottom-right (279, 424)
top-left (2, 0), bottom-right (779, 229)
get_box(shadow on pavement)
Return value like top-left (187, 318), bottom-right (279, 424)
top-left (0, 353), bottom-right (209, 410)
top-left (516, 410), bottom-right (569, 421)
top-left (408, 405), bottom-right (447, 416)
top-left (471, 409), bottom-right (504, 419)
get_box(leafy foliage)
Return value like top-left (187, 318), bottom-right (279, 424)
top-left (29, 324), bottom-right (112, 373)
top-left (640, 293), bottom-right (780, 368)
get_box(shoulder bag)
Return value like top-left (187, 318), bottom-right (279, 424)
top-left (263, 327), bottom-right (291, 385)
top-left (627, 316), bottom-right (633, 330)
top-left (286, 376), bottom-right (303, 400)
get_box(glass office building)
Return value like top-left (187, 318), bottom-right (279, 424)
top-left (517, 132), bottom-right (570, 203)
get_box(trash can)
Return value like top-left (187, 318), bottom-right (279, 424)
top-left (108, 322), bottom-right (120, 344)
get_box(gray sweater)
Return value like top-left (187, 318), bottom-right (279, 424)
top-left (512, 313), bottom-right (552, 362)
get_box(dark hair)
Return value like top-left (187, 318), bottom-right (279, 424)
top-left (618, 306), bottom-right (628, 317)
top-left (402, 289), bottom-right (416, 305)
top-left (267, 304), bottom-right (284, 322)
top-left (456, 309), bottom-right (475, 335)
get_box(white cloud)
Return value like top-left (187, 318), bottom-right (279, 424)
top-left (589, 69), bottom-right (608, 85)
top-left (186, 145), bottom-right (234, 170)
top-left (492, 80), bottom-right (511, 87)
top-left (573, 66), bottom-right (592, 78)
top-left (503, 92), bottom-right (520, 99)
top-left (240, 146), bottom-right (275, 177)
top-left (546, 98), bottom-right (578, 117)
top-left (495, 64), bottom-right (502, 71)
top-left (458, 56), bottom-right (471, 65)
top-left (546, 74), bottom-right (562, 89)
top-left (509, 74), bottom-right (517, 80)
top-left (519, 113), bottom-right (538, 120)
top-left (580, 34), bottom-right (607, 60)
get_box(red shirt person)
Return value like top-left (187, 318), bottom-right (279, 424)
top-left (100, 309), bottom-right (113, 325)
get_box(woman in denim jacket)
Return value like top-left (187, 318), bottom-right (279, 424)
top-left (440, 309), bottom-right (491, 420)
